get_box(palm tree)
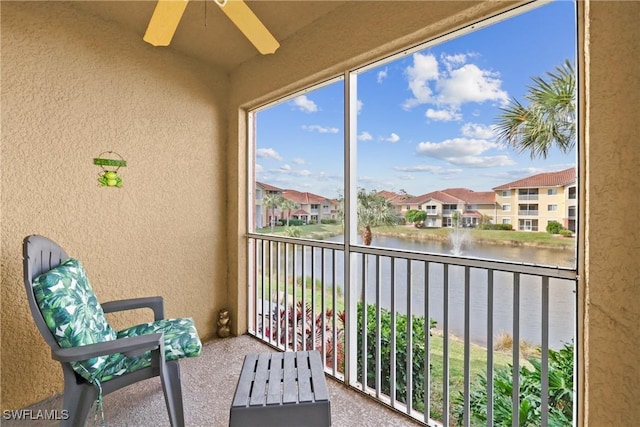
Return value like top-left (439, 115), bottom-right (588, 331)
top-left (495, 60), bottom-right (576, 159)
top-left (262, 193), bottom-right (283, 232)
top-left (357, 189), bottom-right (398, 246)
top-left (279, 198), bottom-right (297, 226)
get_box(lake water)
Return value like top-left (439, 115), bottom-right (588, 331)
top-left (266, 233), bottom-right (576, 349)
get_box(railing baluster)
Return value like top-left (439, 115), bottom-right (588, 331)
top-left (375, 254), bottom-right (382, 399)
top-left (487, 269), bottom-right (494, 427)
top-left (390, 257), bottom-right (397, 408)
top-left (282, 244), bottom-right (296, 351)
top-left (301, 244), bottom-right (306, 351)
top-left (332, 248), bottom-right (338, 376)
top-left (541, 276), bottom-right (550, 427)
top-left (443, 263), bottom-right (450, 427)
top-left (424, 261), bottom-right (431, 424)
top-left (290, 243), bottom-right (296, 351)
top-left (361, 253), bottom-right (368, 391)
top-left (261, 239), bottom-right (267, 341)
top-left (274, 241), bottom-right (280, 347)
top-left (311, 246), bottom-right (317, 352)
top-left (463, 266), bottom-right (471, 427)
top-left (321, 248), bottom-right (327, 365)
top-left (270, 242), bottom-right (278, 344)
top-left (406, 259), bottom-right (413, 415)
top-left (512, 272), bottom-right (521, 427)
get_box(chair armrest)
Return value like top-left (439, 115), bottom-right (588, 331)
top-left (51, 333), bottom-right (164, 362)
top-left (101, 296), bottom-right (164, 321)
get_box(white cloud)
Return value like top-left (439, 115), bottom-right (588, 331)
top-left (394, 165), bottom-right (463, 175)
top-left (292, 157), bottom-right (306, 165)
top-left (416, 137), bottom-right (515, 168)
top-left (291, 95), bottom-right (318, 113)
top-left (377, 68), bottom-right (388, 83)
top-left (357, 100), bottom-right (364, 113)
top-left (280, 164), bottom-right (292, 171)
top-left (442, 53), bottom-right (467, 70)
top-left (416, 138), bottom-right (497, 158)
top-left (256, 148), bottom-right (282, 161)
top-left (302, 125), bottom-right (340, 134)
top-left (255, 164), bottom-right (264, 173)
top-left (385, 133), bottom-right (400, 143)
top-left (403, 52), bottom-right (509, 115)
top-left (447, 155), bottom-right (515, 167)
top-left (317, 172), bottom-right (343, 181)
top-left (436, 64), bottom-right (508, 107)
top-left (358, 131), bottom-right (373, 141)
top-left (461, 123), bottom-right (496, 139)
top-left (403, 53), bottom-right (439, 109)
top-left (397, 174), bottom-right (416, 181)
top-left (426, 108), bottom-right (462, 122)
top-left (295, 169), bottom-right (312, 176)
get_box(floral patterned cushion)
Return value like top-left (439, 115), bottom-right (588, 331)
top-left (98, 318), bottom-right (202, 382)
top-left (32, 258), bottom-right (117, 383)
top-left (33, 258), bottom-right (202, 384)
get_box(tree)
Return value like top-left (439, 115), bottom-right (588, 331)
top-left (279, 198), bottom-right (297, 226)
top-left (357, 189), bottom-right (398, 246)
top-left (495, 60), bottom-right (576, 159)
top-left (262, 193), bottom-right (283, 232)
top-left (405, 209), bottom-right (427, 228)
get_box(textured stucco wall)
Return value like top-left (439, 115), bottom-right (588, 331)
top-left (583, 1), bottom-right (640, 424)
top-left (1, 2), bottom-right (228, 409)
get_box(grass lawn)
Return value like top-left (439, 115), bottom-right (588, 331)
top-left (429, 331), bottom-right (516, 423)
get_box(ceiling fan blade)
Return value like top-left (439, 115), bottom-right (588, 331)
top-left (217, 0), bottom-right (280, 55)
top-left (143, 0), bottom-right (189, 47)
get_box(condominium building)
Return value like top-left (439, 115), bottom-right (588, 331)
top-left (282, 189), bottom-right (340, 224)
top-left (493, 168), bottom-right (577, 232)
top-left (255, 181), bottom-right (284, 229)
top-left (398, 188), bottom-right (496, 228)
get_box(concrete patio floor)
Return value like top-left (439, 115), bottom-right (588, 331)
top-left (6, 334), bottom-right (423, 426)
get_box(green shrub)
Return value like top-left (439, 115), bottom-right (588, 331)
top-left (559, 229), bottom-right (573, 237)
top-left (321, 219), bottom-right (338, 225)
top-left (282, 226), bottom-right (302, 237)
top-left (546, 220), bottom-right (563, 234)
top-left (453, 342), bottom-right (574, 426)
top-left (478, 223), bottom-right (513, 231)
top-left (356, 302), bottom-right (436, 412)
top-left (281, 219), bottom-right (304, 226)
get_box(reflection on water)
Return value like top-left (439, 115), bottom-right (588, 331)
top-left (268, 234), bottom-right (576, 349)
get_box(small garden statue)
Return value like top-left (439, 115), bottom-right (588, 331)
top-left (217, 308), bottom-right (231, 338)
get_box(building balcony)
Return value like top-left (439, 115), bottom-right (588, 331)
top-left (518, 210), bottom-right (539, 216)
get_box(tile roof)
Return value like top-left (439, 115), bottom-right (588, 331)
top-left (376, 190), bottom-right (413, 204)
top-left (440, 188), bottom-right (496, 204)
top-left (282, 189), bottom-right (327, 205)
top-left (492, 168), bottom-right (576, 190)
top-left (405, 190), bottom-right (463, 205)
top-left (256, 181), bottom-right (283, 192)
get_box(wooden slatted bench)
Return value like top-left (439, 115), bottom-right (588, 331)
top-left (229, 350), bottom-right (331, 427)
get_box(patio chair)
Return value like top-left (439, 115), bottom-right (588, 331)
top-left (22, 234), bottom-right (202, 427)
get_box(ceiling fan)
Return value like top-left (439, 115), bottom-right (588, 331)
top-left (143, 0), bottom-right (280, 55)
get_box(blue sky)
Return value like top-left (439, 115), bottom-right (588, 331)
top-left (255, 1), bottom-right (577, 199)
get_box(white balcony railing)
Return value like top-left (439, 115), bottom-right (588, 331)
top-left (247, 234), bottom-right (577, 426)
